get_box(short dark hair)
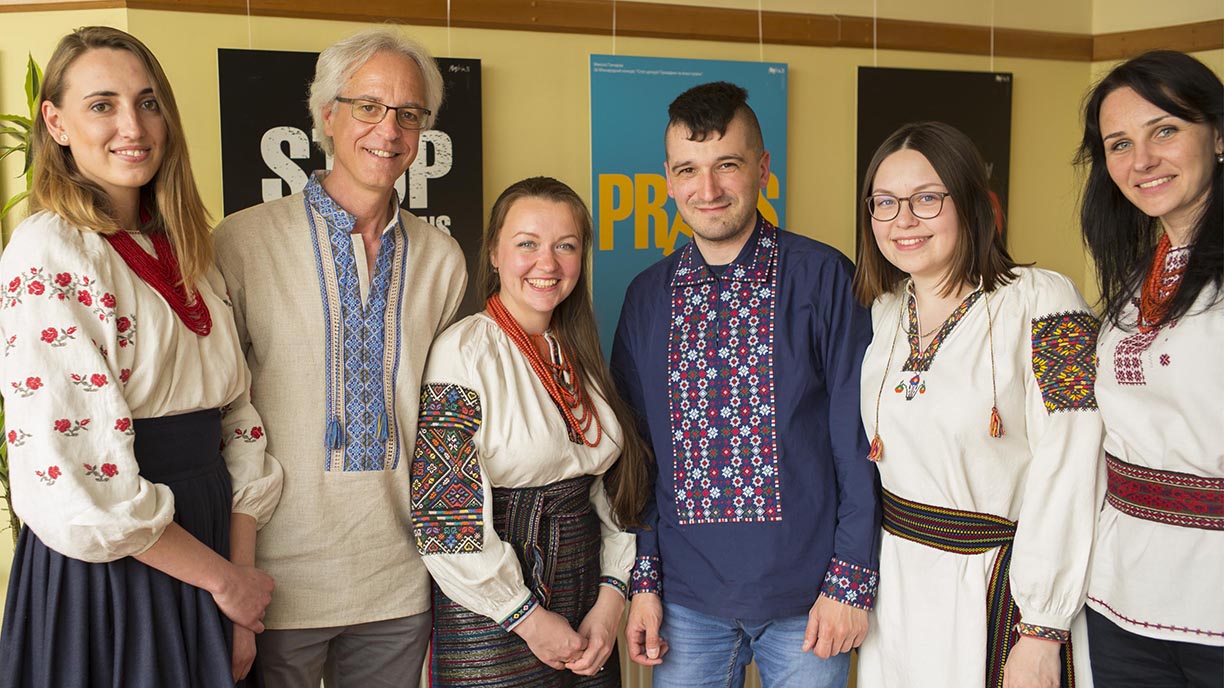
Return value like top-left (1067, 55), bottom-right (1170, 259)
top-left (853, 121), bottom-right (1018, 305)
top-left (1076, 50), bottom-right (1223, 329)
top-left (665, 81), bottom-right (764, 156)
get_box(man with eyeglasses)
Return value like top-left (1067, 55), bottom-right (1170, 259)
top-left (213, 29), bottom-right (466, 687)
top-left (610, 82), bottom-right (880, 687)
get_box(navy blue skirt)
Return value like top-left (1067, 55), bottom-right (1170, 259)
top-left (0, 409), bottom-right (239, 688)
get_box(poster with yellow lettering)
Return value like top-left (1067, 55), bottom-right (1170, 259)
top-left (590, 55), bottom-right (787, 353)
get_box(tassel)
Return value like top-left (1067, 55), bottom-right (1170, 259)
top-left (867, 433), bottom-right (884, 462)
top-left (989, 406), bottom-right (1005, 438)
top-left (376, 411), bottom-right (389, 441)
top-left (326, 417), bottom-right (345, 449)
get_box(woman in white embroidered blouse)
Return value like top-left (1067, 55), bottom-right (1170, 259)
top-left (411, 177), bottom-right (651, 686)
top-left (1076, 51), bottom-right (1224, 686)
top-left (0, 27), bottom-right (282, 687)
top-left (852, 122), bottom-right (1103, 688)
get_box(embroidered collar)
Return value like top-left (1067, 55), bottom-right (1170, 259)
top-left (902, 281), bottom-right (983, 372)
top-left (671, 214), bottom-right (777, 287)
top-left (304, 173), bottom-right (401, 237)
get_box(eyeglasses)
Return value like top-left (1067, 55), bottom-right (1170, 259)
top-left (334, 96), bottom-right (431, 130)
top-left (865, 191), bottom-right (951, 222)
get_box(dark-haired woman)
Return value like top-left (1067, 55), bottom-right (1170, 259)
top-left (853, 122), bottom-right (1102, 687)
top-left (410, 177), bottom-right (651, 686)
top-left (0, 27), bottom-right (281, 686)
top-left (1077, 50), bottom-right (1223, 687)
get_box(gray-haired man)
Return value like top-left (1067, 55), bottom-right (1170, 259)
top-left (214, 29), bottom-right (466, 687)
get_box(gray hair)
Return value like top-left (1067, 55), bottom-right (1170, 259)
top-left (308, 28), bottom-right (444, 155)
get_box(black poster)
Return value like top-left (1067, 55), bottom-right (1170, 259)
top-left (857, 67), bottom-right (1012, 245)
top-left (218, 49), bottom-right (484, 317)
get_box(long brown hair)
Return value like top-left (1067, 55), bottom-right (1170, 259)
top-left (480, 177), bottom-right (652, 527)
top-left (32, 26), bottom-right (211, 289)
top-left (854, 121), bottom-right (1019, 305)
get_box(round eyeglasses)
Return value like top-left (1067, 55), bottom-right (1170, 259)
top-left (335, 96), bottom-right (431, 131)
top-left (865, 191), bottom-right (951, 222)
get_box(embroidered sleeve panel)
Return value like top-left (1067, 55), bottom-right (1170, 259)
top-left (1030, 311), bottom-right (1100, 413)
top-left (600, 575), bottom-right (630, 598)
top-left (630, 555), bottom-right (663, 597)
top-left (1016, 622), bottom-right (1071, 643)
top-left (820, 557), bottom-right (879, 611)
top-left (498, 594), bottom-right (539, 632)
top-left (411, 383), bottom-right (484, 555)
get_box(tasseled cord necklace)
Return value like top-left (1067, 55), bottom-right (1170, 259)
top-left (865, 280), bottom-right (1002, 462)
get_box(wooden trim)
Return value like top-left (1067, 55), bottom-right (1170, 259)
top-left (1093, 20), bottom-right (1224, 62)
top-left (0, 0), bottom-right (1214, 63)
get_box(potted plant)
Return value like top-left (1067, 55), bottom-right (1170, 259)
top-left (0, 54), bottom-right (43, 544)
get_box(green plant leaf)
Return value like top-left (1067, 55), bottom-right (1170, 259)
top-left (0, 127), bottom-right (30, 137)
top-left (1, 190), bottom-right (29, 220)
top-left (24, 54), bottom-right (42, 111)
top-left (0, 115), bottom-right (32, 129)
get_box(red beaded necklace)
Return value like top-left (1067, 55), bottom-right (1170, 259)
top-left (486, 293), bottom-right (602, 447)
top-left (1137, 233), bottom-right (1186, 333)
top-left (104, 231), bottom-right (212, 336)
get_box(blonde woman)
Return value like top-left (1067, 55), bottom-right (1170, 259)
top-left (0, 26), bottom-right (281, 686)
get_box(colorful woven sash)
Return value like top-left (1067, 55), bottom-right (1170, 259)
top-left (492, 475), bottom-right (597, 607)
top-left (1106, 453), bottom-right (1223, 530)
top-left (882, 489), bottom-right (1075, 688)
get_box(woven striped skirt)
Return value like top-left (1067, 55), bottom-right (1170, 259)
top-left (882, 489), bottom-right (1075, 688)
top-left (430, 474), bottom-right (619, 687)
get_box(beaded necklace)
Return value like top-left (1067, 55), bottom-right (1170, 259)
top-left (486, 293), bottom-right (602, 447)
top-left (1137, 233), bottom-right (1187, 333)
top-left (103, 231), bottom-right (212, 336)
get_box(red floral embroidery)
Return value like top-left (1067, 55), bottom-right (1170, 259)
top-left (54, 418), bottom-right (90, 436)
top-left (4, 334), bottom-right (15, 356)
top-left (11, 376), bottom-right (43, 398)
top-left (233, 426), bottom-right (265, 443)
top-left (4, 267), bottom-right (131, 325)
top-left (36, 465), bottom-right (61, 485)
top-left (116, 317), bottom-right (131, 333)
top-left (54, 272), bottom-right (72, 287)
top-left (40, 326), bottom-right (77, 347)
top-left (8, 277), bottom-right (20, 292)
top-left (115, 316), bottom-right (136, 347)
top-left (77, 290), bottom-right (92, 306)
top-left (101, 293), bottom-right (116, 308)
top-left (70, 372), bottom-right (107, 392)
top-left (114, 417), bottom-right (135, 435)
top-left (84, 463), bottom-right (119, 481)
top-left (119, 368), bottom-right (131, 384)
top-left (27, 281), bottom-right (44, 295)
top-left (8, 429), bottom-right (32, 447)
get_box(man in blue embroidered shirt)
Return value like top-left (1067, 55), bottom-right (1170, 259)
top-left (610, 81), bottom-right (880, 687)
top-left (214, 30), bottom-right (466, 687)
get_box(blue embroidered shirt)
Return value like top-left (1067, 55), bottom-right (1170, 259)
top-left (611, 216), bottom-right (881, 620)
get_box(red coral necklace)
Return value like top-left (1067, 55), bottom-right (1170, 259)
top-left (1137, 233), bottom-right (1186, 333)
top-left (103, 231), bottom-right (212, 336)
top-left (486, 293), bottom-right (602, 447)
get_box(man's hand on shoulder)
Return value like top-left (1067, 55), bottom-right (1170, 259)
top-left (802, 593), bottom-right (868, 658)
top-left (626, 592), bottom-right (668, 666)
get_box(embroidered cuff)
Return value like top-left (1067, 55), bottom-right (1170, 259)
top-left (630, 555), bottom-right (662, 597)
top-left (600, 576), bottom-right (629, 598)
top-left (1016, 622), bottom-right (1071, 643)
top-left (498, 595), bottom-right (538, 632)
top-left (820, 557), bottom-right (879, 611)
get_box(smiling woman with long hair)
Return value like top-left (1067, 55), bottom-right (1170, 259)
top-left (1076, 50), bottom-right (1224, 687)
top-left (0, 26), bottom-right (281, 687)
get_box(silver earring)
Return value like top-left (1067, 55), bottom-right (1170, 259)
top-left (1217, 152), bottom-right (1223, 164)
top-left (59, 134), bottom-right (68, 143)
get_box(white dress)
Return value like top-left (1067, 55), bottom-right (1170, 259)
top-left (411, 312), bottom-right (634, 629)
top-left (1088, 246), bottom-right (1224, 646)
top-left (856, 268), bottom-right (1103, 687)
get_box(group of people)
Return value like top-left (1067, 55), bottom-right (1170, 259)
top-left (0, 21), bottom-right (1217, 688)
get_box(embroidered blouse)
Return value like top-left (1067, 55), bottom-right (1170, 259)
top-left (0, 211), bottom-right (282, 563)
top-left (610, 216), bottom-right (880, 621)
top-left (411, 313), bottom-right (634, 630)
top-left (854, 268), bottom-right (1103, 687)
top-left (1090, 247), bottom-right (1224, 646)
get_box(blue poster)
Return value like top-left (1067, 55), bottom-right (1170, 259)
top-left (590, 54), bottom-right (788, 353)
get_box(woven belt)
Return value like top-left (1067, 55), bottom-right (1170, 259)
top-left (493, 474), bottom-right (595, 607)
top-left (882, 489), bottom-right (1075, 688)
top-left (1106, 454), bottom-right (1224, 531)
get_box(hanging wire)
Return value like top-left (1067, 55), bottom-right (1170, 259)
top-left (872, 0), bottom-right (878, 67)
top-left (757, 0), bottom-right (764, 62)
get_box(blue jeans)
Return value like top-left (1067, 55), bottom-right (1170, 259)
top-left (651, 602), bottom-right (851, 688)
